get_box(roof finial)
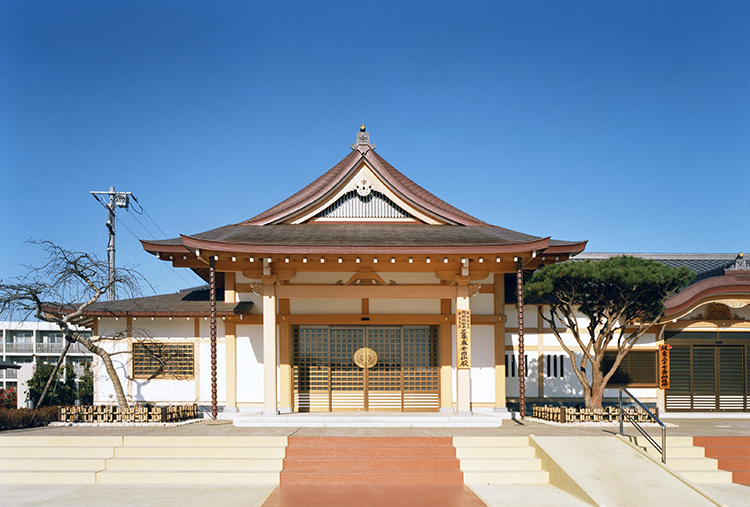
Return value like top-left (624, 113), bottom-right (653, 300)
top-left (352, 125), bottom-right (374, 150)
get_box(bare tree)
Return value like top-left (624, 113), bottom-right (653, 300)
top-left (0, 240), bottom-right (144, 409)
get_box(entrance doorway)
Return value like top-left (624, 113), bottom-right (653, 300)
top-left (293, 326), bottom-right (439, 412)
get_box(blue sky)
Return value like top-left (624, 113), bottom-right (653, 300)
top-left (1, 1), bottom-right (748, 296)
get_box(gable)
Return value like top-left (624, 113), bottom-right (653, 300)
top-left (283, 163), bottom-right (444, 224)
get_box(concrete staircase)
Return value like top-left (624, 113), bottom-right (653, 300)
top-left (694, 436), bottom-right (750, 486)
top-left (280, 436), bottom-right (464, 484)
top-left (637, 435), bottom-right (733, 484)
top-left (0, 436), bottom-right (120, 484)
top-left (0, 436), bottom-right (286, 484)
top-left (453, 436), bottom-right (549, 484)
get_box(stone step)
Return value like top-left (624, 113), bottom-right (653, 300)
top-left (663, 458), bottom-right (719, 471)
top-left (280, 471), bottom-right (464, 485)
top-left (0, 471), bottom-right (96, 484)
top-left (282, 457), bottom-right (460, 473)
top-left (645, 445), bottom-right (705, 458)
top-left (695, 436), bottom-right (750, 446)
top-left (463, 470), bottom-right (549, 484)
top-left (287, 436), bottom-right (453, 447)
top-left (104, 458), bottom-right (283, 472)
top-left (0, 447), bottom-right (115, 459)
top-left (285, 445), bottom-right (456, 459)
top-left (455, 446), bottom-right (536, 459)
top-left (453, 436), bottom-right (531, 447)
top-left (458, 458), bottom-right (542, 472)
top-left (114, 446), bottom-right (286, 459)
top-left (94, 470), bottom-right (280, 485)
top-left (679, 470), bottom-right (733, 484)
top-left (0, 458), bottom-right (106, 472)
top-left (0, 436), bottom-right (123, 447)
top-left (122, 435), bottom-right (287, 447)
top-left (280, 436), bottom-right (464, 485)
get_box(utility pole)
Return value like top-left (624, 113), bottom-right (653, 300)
top-left (91, 186), bottom-right (132, 301)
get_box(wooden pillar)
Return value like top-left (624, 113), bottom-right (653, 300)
top-left (439, 299), bottom-right (452, 412)
top-left (262, 280), bottom-right (278, 415)
top-left (279, 298), bottom-right (292, 413)
top-left (537, 306), bottom-right (544, 400)
top-left (126, 317), bottom-right (133, 404)
top-left (225, 320), bottom-right (237, 410)
top-left (494, 274), bottom-right (507, 411)
top-left (225, 272), bottom-right (236, 303)
top-left (456, 284), bottom-right (471, 414)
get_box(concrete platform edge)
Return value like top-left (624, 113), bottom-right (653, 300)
top-left (615, 434), bottom-right (727, 507)
top-left (528, 435), bottom-right (597, 506)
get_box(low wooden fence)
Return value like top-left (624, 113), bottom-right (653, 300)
top-left (59, 404), bottom-right (198, 423)
top-left (532, 405), bottom-right (657, 424)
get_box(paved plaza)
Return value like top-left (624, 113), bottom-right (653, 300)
top-left (2, 417), bottom-right (749, 506)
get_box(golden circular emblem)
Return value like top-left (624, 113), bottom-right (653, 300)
top-left (353, 347), bottom-right (378, 368)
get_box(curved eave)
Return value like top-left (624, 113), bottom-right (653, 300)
top-left (180, 234), bottom-right (551, 255)
top-left (83, 309), bottom-right (250, 318)
top-left (664, 271), bottom-right (750, 320)
top-left (141, 239), bottom-right (191, 256)
top-left (542, 241), bottom-right (588, 256)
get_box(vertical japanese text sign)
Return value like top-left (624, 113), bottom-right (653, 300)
top-left (457, 309), bottom-right (471, 369)
top-left (658, 344), bottom-right (670, 389)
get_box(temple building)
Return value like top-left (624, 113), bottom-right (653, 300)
top-left (79, 128), bottom-right (750, 415)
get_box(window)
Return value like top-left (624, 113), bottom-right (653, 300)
top-left (546, 354), bottom-right (565, 378)
top-left (505, 353), bottom-right (529, 377)
top-left (601, 350), bottom-right (657, 387)
top-left (132, 342), bottom-right (194, 379)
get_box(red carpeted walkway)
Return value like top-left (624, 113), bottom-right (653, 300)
top-left (263, 436), bottom-right (485, 506)
top-left (694, 436), bottom-right (750, 486)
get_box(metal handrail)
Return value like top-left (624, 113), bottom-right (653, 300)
top-left (619, 387), bottom-right (666, 464)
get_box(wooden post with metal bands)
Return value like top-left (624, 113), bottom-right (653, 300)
top-left (516, 259), bottom-right (525, 420)
top-left (210, 256), bottom-right (218, 420)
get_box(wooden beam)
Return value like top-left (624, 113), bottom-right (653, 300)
top-left (274, 284), bottom-right (458, 299)
top-left (285, 314), bottom-right (447, 325)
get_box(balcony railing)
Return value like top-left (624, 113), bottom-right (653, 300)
top-left (5, 369), bottom-right (18, 379)
top-left (5, 343), bottom-right (34, 353)
top-left (36, 343), bottom-right (65, 354)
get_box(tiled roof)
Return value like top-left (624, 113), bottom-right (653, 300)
top-left (82, 287), bottom-right (254, 317)
top-left (142, 131), bottom-right (586, 257)
top-left (572, 253), bottom-right (738, 282)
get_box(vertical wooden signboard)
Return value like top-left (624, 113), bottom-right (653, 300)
top-left (658, 344), bottom-right (670, 389)
top-left (457, 309), bottom-right (471, 369)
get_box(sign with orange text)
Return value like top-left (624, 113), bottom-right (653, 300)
top-left (457, 309), bottom-right (471, 369)
top-left (658, 344), bottom-right (670, 389)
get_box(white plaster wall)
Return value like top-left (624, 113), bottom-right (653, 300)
top-left (130, 318), bottom-right (193, 337)
top-left (291, 298), bottom-right (361, 314)
top-left (470, 294), bottom-right (494, 315)
top-left (199, 342), bottom-right (226, 403)
top-left (504, 304), bottom-right (538, 328)
top-left (541, 352), bottom-right (583, 398)
top-left (470, 325), bottom-right (495, 403)
top-left (235, 292), bottom-right (263, 312)
top-left (236, 325), bottom-right (264, 403)
top-left (369, 299), bottom-right (439, 315)
top-left (504, 351), bottom-right (539, 398)
top-left (508, 331), bottom-right (537, 347)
